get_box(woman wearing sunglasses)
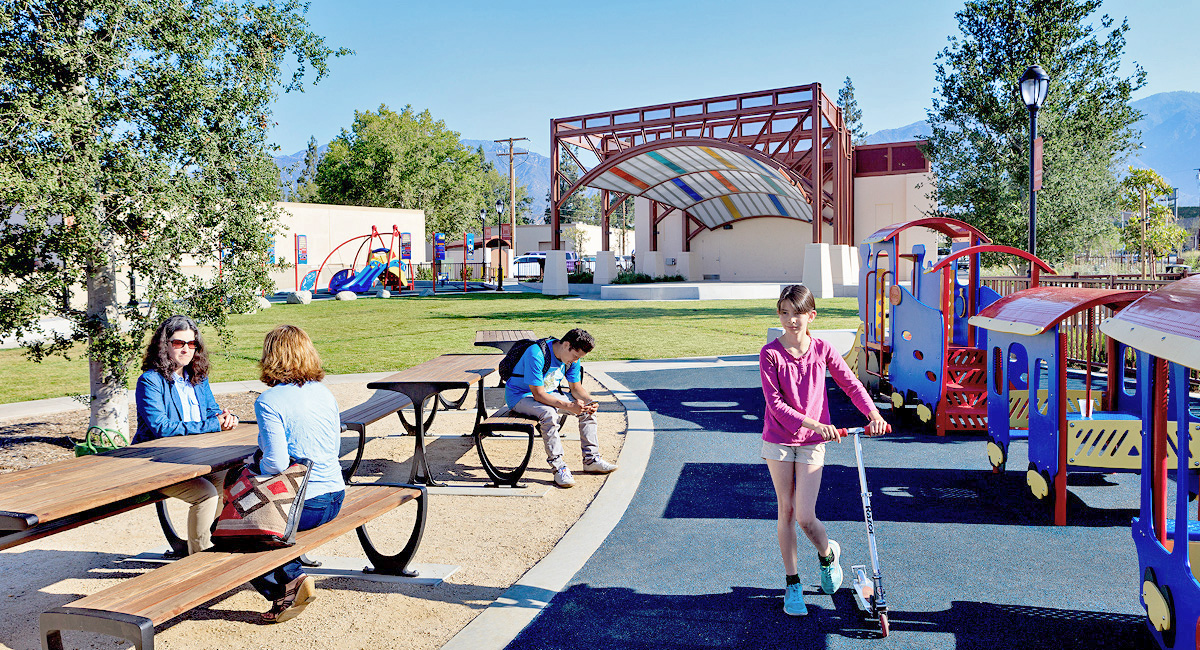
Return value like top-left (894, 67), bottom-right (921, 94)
top-left (134, 314), bottom-right (239, 555)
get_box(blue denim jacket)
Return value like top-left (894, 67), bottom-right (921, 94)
top-left (133, 369), bottom-right (223, 444)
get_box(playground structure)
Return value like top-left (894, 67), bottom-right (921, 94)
top-left (1099, 275), bottom-right (1200, 649)
top-left (969, 287), bottom-right (1162, 525)
top-left (311, 226), bottom-right (412, 294)
top-left (857, 217), bottom-right (1054, 436)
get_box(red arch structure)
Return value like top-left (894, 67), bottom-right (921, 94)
top-left (550, 83), bottom-right (855, 252)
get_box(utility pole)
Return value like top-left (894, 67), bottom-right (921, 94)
top-left (494, 137), bottom-right (528, 276)
top-left (1140, 187), bottom-right (1148, 279)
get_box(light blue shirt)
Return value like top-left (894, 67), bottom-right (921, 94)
top-left (172, 374), bottom-right (202, 423)
top-left (254, 381), bottom-right (345, 498)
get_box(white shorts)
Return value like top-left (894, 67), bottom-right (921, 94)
top-left (761, 440), bottom-right (826, 465)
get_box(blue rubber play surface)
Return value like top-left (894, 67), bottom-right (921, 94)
top-left (506, 362), bottom-right (1155, 649)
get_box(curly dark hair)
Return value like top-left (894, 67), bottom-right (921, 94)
top-left (141, 315), bottom-right (210, 384)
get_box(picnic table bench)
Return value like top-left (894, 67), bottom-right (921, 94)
top-left (42, 482), bottom-right (425, 650)
top-left (367, 353), bottom-right (501, 486)
top-left (0, 424), bottom-right (427, 649)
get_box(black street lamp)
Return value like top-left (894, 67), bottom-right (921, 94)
top-left (494, 199), bottom-right (505, 290)
top-left (1020, 65), bottom-right (1050, 258)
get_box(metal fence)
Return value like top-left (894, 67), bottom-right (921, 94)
top-left (982, 273), bottom-right (1199, 390)
top-left (410, 262), bottom-right (502, 286)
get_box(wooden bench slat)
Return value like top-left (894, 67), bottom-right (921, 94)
top-left (339, 392), bottom-right (413, 427)
top-left (68, 485), bottom-right (418, 625)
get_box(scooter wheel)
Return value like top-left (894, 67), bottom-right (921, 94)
top-left (878, 613), bottom-right (889, 638)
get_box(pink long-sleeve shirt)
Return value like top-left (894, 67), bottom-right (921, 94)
top-left (760, 336), bottom-right (877, 446)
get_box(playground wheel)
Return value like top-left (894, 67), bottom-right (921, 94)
top-left (1142, 568), bottom-right (1175, 643)
top-left (986, 442), bottom-right (1006, 472)
top-left (915, 403), bottom-right (933, 424)
top-left (1027, 463), bottom-right (1050, 500)
top-left (890, 392), bottom-right (905, 410)
top-left (878, 612), bottom-right (889, 637)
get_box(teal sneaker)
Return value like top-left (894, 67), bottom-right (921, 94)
top-left (783, 583), bottom-right (807, 616)
top-left (819, 540), bottom-right (844, 594)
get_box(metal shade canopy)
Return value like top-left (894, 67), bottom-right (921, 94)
top-left (1020, 65), bottom-right (1050, 109)
top-left (579, 140), bottom-right (814, 229)
top-left (1099, 274), bottom-right (1200, 370)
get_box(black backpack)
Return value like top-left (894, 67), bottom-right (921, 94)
top-left (499, 337), bottom-right (555, 384)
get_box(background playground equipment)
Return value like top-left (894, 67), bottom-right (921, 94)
top-left (857, 217), bottom-right (1054, 436)
top-left (1100, 275), bottom-right (1200, 650)
top-left (312, 225), bottom-right (412, 294)
top-left (969, 286), bottom-right (1174, 526)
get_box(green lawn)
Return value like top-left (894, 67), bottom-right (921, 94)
top-left (0, 294), bottom-right (860, 404)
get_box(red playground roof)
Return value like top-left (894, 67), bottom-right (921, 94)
top-left (862, 217), bottom-right (991, 245)
top-left (969, 287), bottom-right (1147, 336)
top-left (1100, 275), bottom-right (1200, 369)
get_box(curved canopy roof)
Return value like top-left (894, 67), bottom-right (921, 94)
top-left (969, 287), bottom-right (1147, 336)
top-left (1100, 275), bottom-right (1200, 369)
top-left (863, 217), bottom-right (990, 245)
top-left (577, 138), bottom-right (814, 229)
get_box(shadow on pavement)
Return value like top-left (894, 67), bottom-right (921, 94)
top-left (661, 462), bottom-right (1138, 527)
top-left (506, 583), bottom-right (1151, 650)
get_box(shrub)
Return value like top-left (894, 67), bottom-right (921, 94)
top-left (567, 270), bottom-right (594, 284)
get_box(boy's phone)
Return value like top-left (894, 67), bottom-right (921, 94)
top-left (585, 401), bottom-right (598, 407)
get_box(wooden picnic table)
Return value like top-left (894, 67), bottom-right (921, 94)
top-left (367, 354), bottom-right (501, 486)
top-left (0, 425), bottom-right (258, 551)
top-left (474, 329), bottom-right (535, 354)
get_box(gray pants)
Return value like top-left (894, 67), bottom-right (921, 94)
top-left (511, 396), bottom-right (599, 470)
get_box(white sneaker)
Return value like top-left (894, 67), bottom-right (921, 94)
top-left (583, 458), bottom-right (618, 474)
top-left (553, 465), bottom-right (575, 488)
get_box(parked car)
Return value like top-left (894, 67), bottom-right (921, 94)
top-left (516, 250), bottom-right (582, 273)
top-left (580, 255), bottom-right (596, 272)
top-left (514, 255), bottom-right (544, 279)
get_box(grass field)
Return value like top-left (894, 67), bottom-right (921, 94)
top-left (0, 293), bottom-right (860, 404)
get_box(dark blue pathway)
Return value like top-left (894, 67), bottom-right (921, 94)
top-left (507, 362), bottom-right (1154, 649)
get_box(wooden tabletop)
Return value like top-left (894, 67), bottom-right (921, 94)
top-left (0, 426), bottom-right (258, 531)
top-left (366, 354), bottom-right (502, 393)
top-left (474, 330), bottom-right (535, 346)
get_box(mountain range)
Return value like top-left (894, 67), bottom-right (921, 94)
top-left (860, 91), bottom-right (1200, 204)
top-left (275, 90), bottom-right (1200, 212)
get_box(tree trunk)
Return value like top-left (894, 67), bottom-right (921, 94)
top-left (86, 253), bottom-right (129, 437)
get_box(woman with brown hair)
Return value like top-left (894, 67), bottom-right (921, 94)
top-left (249, 324), bottom-right (345, 623)
top-left (134, 315), bottom-right (238, 555)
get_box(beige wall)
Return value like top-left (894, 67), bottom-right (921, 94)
top-left (853, 172), bottom-right (938, 260)
top-left (629, 171), bottom-right (935, 281)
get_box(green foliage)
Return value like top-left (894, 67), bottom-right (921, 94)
top-left (837, 76), bottom-right (866, 144)
top-left (0, 0), bottom-right (344, 405)
top-left (546, 148), bottom-right (600, 224)
top-left (567, 270), bottom-right (593, 284)
top-left (479, 145), bottom-right (534, 227)
top-left (612, 271), bottom-right (686, 284)
top-left (289, 135), bottom-right (323, 203)
top-left (924, 0), bottom-right (1144, 266)
top-left (1119, 167), bottom-right (1187, 257)
top-left (314, 105), bottom-right (490, 238)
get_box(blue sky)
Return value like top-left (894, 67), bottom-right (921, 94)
top-left (267, 0), bottom-right (1200, 158)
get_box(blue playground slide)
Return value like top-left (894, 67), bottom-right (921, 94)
top-left (329, 260), bottom-right (385, 293)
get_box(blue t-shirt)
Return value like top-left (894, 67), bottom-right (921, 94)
top-left (505, 340), bottom-right (582, 408)
top-left (254, 381), bottom-right (346, 498)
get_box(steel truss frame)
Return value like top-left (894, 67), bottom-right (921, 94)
top-left (549, 83), bottom-right (852, 252)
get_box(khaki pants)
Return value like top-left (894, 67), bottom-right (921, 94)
top-left (511, 396), bottom-right (599, 470)
top-left (160, 470), bottom-right (228, 555)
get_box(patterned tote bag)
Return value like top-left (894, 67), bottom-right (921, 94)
top-left (212, 455), bottom-right (313, 550)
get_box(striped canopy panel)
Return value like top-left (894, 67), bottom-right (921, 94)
top-left (587, 145), bottom-right (814, 229)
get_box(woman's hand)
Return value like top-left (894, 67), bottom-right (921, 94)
top-left (218, 409), bottom-right (239, 431)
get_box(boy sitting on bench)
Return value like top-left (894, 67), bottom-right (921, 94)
top-left (506, 328), bottom-right (617, 488)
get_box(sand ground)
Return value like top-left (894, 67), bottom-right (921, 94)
top-left (0, 374), bottom-right (626, 650)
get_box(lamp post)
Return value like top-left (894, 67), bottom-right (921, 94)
top-left (495, 198), bottom-right (505, 290)
top-left (1020, 65), bottom-right (1050, 259)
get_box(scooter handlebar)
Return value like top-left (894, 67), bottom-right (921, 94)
top-left (837, 424), bottom-right (892, 438)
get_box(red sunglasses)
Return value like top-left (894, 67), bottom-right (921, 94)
top-left (169, 339), bottom-right (199, 350)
